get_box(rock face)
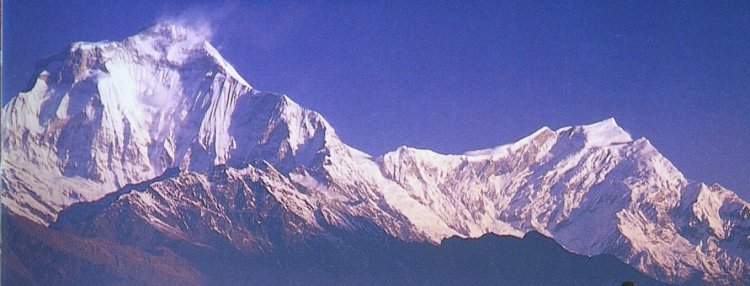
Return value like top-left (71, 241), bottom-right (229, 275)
top-left (2, 23), bottom-right (749, 285)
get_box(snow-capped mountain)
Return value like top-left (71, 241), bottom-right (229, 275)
top-left (3, 23), bottom-right (749, 285)
top-left (379, 119), bottom-right (750, 284)
top-left (2, 23), bottom-right (343, 224)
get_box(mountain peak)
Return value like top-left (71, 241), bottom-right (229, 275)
top-left (136, 22), bottom-right (209, 44)
top-left (125, 23), bottom-right (207, 61)
top-left (123, 23), bottom-right (250, 87)
top-left (583, 117), bottom-right (620, 130)
top-left (573, 117), bottom-right (632, 147)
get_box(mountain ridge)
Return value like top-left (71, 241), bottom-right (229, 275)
top-left (3, 23), bottom-right (749, 285)
top-left (5, 211), bottom-right (666, 285)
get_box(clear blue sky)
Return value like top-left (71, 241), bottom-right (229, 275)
top-left (3, 1), bottom-right (749, 198)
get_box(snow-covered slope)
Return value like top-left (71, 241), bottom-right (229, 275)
top-left (3, 23), bottom-right (749, 285)
top-left (379, 118), bottom-right (750, 284)
top-left (2, 23), bottom-right (343, 224)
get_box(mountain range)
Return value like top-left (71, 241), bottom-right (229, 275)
top-left (2, 23), bottom-right (748, 285)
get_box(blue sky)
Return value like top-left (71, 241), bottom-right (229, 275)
top-left (3, 1), bottom-right (749, 198)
